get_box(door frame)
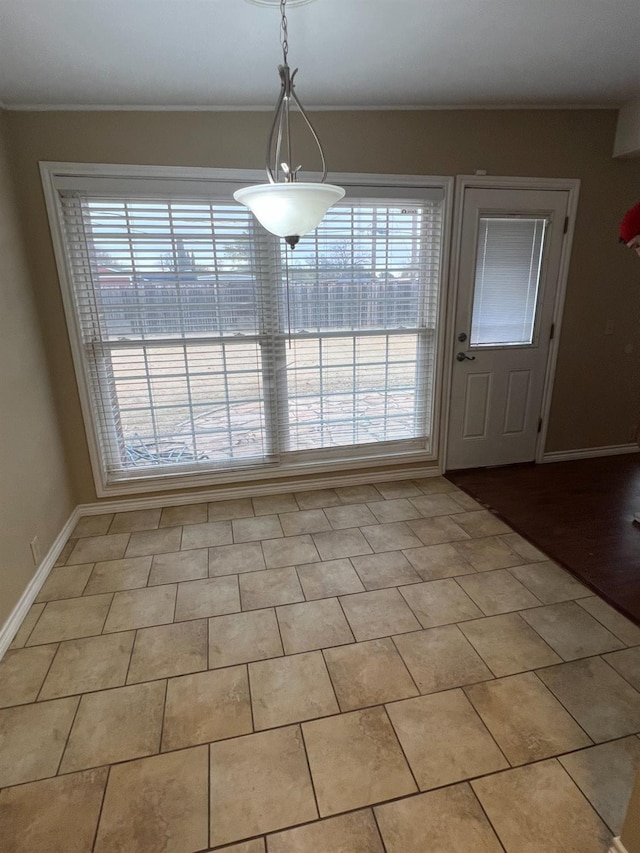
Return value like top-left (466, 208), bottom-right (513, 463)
top-left (441, 175), bottom-right (581, 471)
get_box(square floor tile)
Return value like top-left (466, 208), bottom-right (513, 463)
top-left (27, 594), bottom-right (112, 645)
top-left (453, 536), bottom-right (523, 571)
top-left (537, 657), bottom-right (640, 742)
top-left (472, 759), bottom-right (611, 853)
top-left (294, 488), bottom-right (342, 510)
top-left (209, 609), bottom-right (283, 668)
top-left (162, 667), bottom-right (252, 750)
top-left (54, 538), bottom-right (77, 566)
top-left (460, 613), bottom-right (561, 676)
top-left (127, 620), bottom-right (207, 683)
top-left (60, 681), bottom-right (165, 773)
top-left (159, 503), bottom-right (208, 528)
top-left (449, 491), bottom-right (484, 511)
top-left (451, 510), bottom-right (511, 537)
top-left (277, 598), bottom-right (354, 654)
top-left (71, 515), bottom-right (113, 538)
top-left (208, 497), bottom-right (254, 521)
top-left (393, 625), bottom-right (493, 694)
top-left (148, 549), bottom-right (208, 585)
top-left (0, 645), bottom-right (57, 707)
top-left (578, 596), bottom-right (640, 646)
top-left (340, 588), bottom-right (421, 641)
top-left (0, 697), bottom-right (78, 787)
top-left (250, 651), bottom-right (338, 729)
top-left (39, 631), bottom-right (135, 699)
top-left (604, 646), bottom-right (640, 690)
top-left (374, 480), bottom-right (422, 499)
top-left (209, 541), bottom-right (266, 576)
top-left (324, 638), bottom-right (418, 711)
top-left (8, 603), bottom-right (45, 649)
top-left (313, 528), bottom-right (373, 560)
top-left (451, 489), bottom-right (484, 512)
top-left (559, 736), bottom-right (640, 834)
top-left (409, 493), bottom-right (464, 518)
top-left (210, 726), bottom-right (318, 847)
top-left (368, 498), bottom-right (421, 523)
top-left (35, 563), bottom-right (93, 602)
top-left (521, 600), bottom-right (624, 660)
top-left (233, 515), bottom-right (283, 543)
top-left (456, 569), bottom-right (541, 615)
top-left (175, 576), bottom-right (240, 621)
top-left (351, 551), bottom-right (422, 589)
top-left (126, 527), bottom-right (182, 557)
top-left (296, 558), bottom-right (364, 600)
top-left (324, 503), bottom-right (378, 530)
top-left (67, 533), bottom-right (129, 565)
top-left (103, 584), bottom-right (176, 633)
top-left (375, 784), bottom-right (503, 853)
top-left (412, 475), bottom-right (458, 494)
top-left (84, 556), bottom-right (152, 594)
top-left (109, 508), bottom-right (161, 534)
top-left (335, 484), bottom-right (383, 504)
top-left (181, 521), bottom-right (233, 550)
top-left (402, 543), bottom-right (476, 581)
top-left (399, 579), bottom-right (482, 628)
top-left (465, 671), bottom-right (591, 765)
top-left (303, 707), bottom-right (416, 816)
top-left (0, 767), bottom-right (108, 853)
top-left (510, 561), bottom-right (590, 603)
top-left (252, 493), bottom-right (299, 516)
top-left (387, 691), bottom-right (508, 789)
top-left (406, 516), bottom-right (470, 546)
top-left (262, 535), bottom-right (320, 569)
top-left (240, 567), bottom-right (304, 610)
top-left (279, 509), bottom-right (331, 536)
top-left (95, 746), bottom-right (208, 853)
top-left (268, 809), bottom-right (384, 853)
top-left (361, 522), bottom-right (423, 553)
top-left (499, 531), bottom-right (548, 563)
top-left (217, 840), bottom-right (265, 853)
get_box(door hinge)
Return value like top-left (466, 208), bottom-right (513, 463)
top-left (550, 322), bottom-right (555, 340)
top-left (563, 216), bottom-right (569, 234)
top-left (537, 417), bottom-right (543, 433)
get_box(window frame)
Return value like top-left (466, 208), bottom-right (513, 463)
top-left (41, 162), bottom-right (453, 497)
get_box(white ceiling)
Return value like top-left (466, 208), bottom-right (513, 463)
top-left (1, 0), bottom-right (639, 109)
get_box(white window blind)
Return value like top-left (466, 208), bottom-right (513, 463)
top-left (470, 216), bottom-right (547, 347)
top-left (52, 173), bottom-right (445, 487)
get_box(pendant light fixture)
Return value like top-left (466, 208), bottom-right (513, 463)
top-left (234, 0), bottom-right (345, 248)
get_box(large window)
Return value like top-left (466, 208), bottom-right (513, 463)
top-left (46, 168), bottom-right (446, 491)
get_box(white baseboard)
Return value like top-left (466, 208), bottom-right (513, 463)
top-left (541, 443), bottom-right (639, 463)
top-left (0, 507), bottom-right (81, 660)
top-left (609, 838), bottom-right (629, 853)
top-left (77, 465), bottom-right (443, 516)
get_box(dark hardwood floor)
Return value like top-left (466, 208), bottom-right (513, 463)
top-left (447, 454), bottom-right (640, 624)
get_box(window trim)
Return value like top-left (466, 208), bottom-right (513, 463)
top-left (41, 162), bottom-right (454, 497)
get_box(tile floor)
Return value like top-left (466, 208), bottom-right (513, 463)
top-left (1, 477), bottom-right (640, 851)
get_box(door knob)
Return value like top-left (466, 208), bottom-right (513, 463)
top-left (456, 352), bottom-right (476, 362)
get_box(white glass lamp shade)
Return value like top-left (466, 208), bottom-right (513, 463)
top-left (233, 182), bottom-right (345, 239)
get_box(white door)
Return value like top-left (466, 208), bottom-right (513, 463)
top-left (446, 187), bottom-right (568, 470)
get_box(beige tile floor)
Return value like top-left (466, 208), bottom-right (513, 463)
top-left (1, 477), bottom-right (640, 851)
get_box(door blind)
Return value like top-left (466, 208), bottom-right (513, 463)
top-left (54, 178), bottom-right (445, 486)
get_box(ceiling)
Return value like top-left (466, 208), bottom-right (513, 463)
top-left (1, 0), bottom-right (639, 109)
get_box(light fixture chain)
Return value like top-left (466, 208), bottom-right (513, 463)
top-left (280, 0), bottom-right (289, 65)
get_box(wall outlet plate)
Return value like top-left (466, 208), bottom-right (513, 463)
top-left (30, 536), bottom-right (41, 565)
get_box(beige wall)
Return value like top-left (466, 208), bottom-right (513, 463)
top-left (3, 108), bottom-right (640, 503)
top-left (622, 768), bottom-right (640, 852)
top-left (0, 112), bottom-right (74, 625)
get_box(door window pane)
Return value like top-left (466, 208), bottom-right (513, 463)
top-left (470, 217), bottom-right (546, 346)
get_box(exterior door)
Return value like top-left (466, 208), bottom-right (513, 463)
top-left (446, 187), bottom-right (568, 470)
